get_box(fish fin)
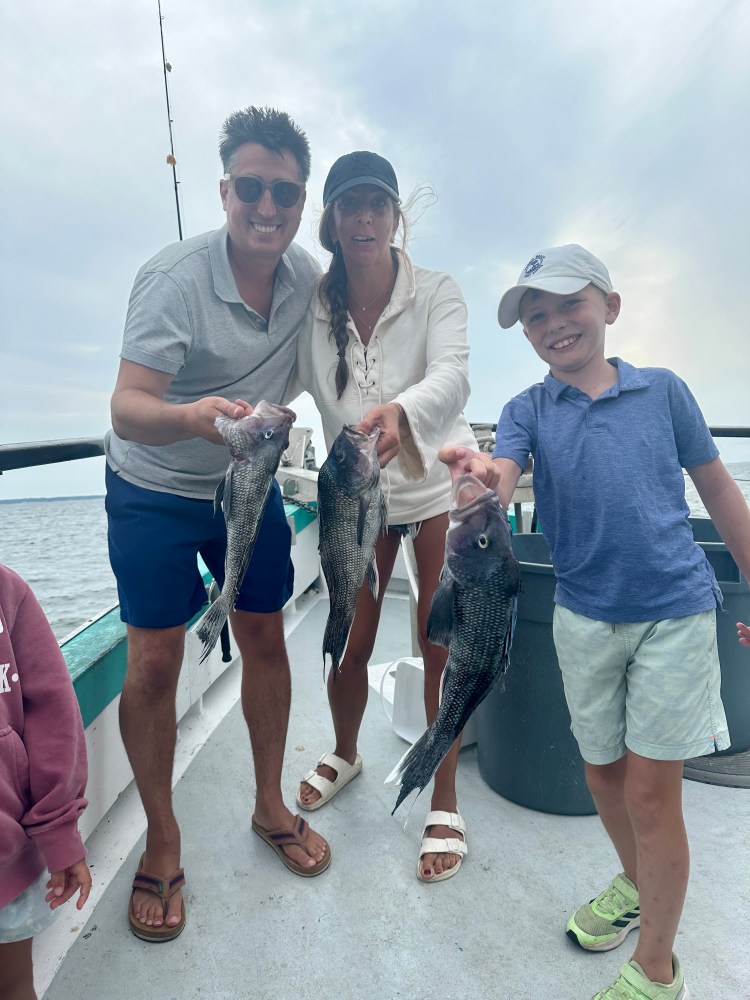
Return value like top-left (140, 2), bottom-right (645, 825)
top-left (366, 557), bottom-right (379, 601)
top-left (379, 492), bottom-right (389, 534)
top-left (384, 741), bottom-right (413, 786)
top-left (386, 724), bottom-right (451, 814)
top-left (499, 593), bottom-right (519, 675)
top-left (213, 474), bottom-right (227, 516)
top-left (356, 495), bottom-right (371, 546)
top-left (190, 596), bottom-right (229, 665)
top-left (426, 571), bottom-right (455, 648)
top-left (322, 607), bottom-right (353, 683)
top-left (320, 547), bottom-right (336, 594)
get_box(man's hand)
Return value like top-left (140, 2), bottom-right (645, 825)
top-left (357, 403), bottom-right (403, 468)
top-left (439, 446), bottom-right (501, 491)
top-left (183, 397), bottom-right (254, 446)
top-left (46, 859), bottom-right (92, 911)
top-left (737, 622), bottom-right (750, 648)
top-left (111, 359), bottom-right (256, 447)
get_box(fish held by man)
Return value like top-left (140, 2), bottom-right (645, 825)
top-left (387, 473), bottom-right (520, 813)
top-left (318, 424), bottom-right (388, 680)
top-left (191, 400), bottom-right (296, 663)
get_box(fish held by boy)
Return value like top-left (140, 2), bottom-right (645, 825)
top-left (191, 400), bottom-right (296, 663)
top-left (387, 473), bottom-right (520, 813)
top-left (318, 424), bottom-right (388, 680)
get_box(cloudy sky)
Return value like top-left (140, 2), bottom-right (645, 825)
top-left (2, 0), bottom-right (749, 499)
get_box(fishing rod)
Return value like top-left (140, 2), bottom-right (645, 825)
top-left (157, 0), bottom-right (183, 240)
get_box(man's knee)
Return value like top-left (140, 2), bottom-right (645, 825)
top-left (124, 626), bottom-right (185, 698)
top-left (232, 611), bottom-right (288, 665)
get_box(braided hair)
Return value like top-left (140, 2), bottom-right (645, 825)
top-left (317, 201), bottom-right (404, 399)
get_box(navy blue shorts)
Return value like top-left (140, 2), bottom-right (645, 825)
top-left (105, 465), bottom-right (294, 628)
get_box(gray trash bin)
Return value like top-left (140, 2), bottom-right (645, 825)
top-left (690, 519), bottom-right (750, 755)
top-left (476, 533), bottom-right (596, 816)
top-left (476, 522), bottom-right (750, 812)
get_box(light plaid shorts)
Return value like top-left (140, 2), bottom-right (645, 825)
top-left (552, 605), bottom-right (730, 764)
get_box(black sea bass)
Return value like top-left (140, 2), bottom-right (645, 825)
top-left (318, 425), bottom-right (388, 680)
top-left (192, 401), bottom-right (296, 663)
top-left (388, 474), bottom-right (520, 812)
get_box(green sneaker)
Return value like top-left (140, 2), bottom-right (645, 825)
top-left (566, 873), bottom-right (640, 951)
top-left (592, 954), bottom-right (689, 999)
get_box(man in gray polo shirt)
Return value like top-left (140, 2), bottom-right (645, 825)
top-left (105, 106), bottom-right (328, 941)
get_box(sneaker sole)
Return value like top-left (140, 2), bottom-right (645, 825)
top-left (565, 916), bottom-right (640, 952)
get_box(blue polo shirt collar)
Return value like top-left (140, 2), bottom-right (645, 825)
top-left (543, 357), bottom-right (650, 401)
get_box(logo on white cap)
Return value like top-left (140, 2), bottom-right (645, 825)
top-left (523, 255), bottom-right (545, 278)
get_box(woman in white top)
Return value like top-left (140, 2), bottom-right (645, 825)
top-left (288, 151), bottom-right (477, 882)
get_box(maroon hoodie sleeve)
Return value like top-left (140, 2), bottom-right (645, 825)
top-left (11, 579), bottom-right (88, 874)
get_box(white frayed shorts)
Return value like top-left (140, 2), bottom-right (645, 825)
top-left (552, 605), bottom-right (730, 765)
top-left (0, 870), bottom-right (56, 944)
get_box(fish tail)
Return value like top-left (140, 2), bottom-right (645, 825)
top-left (191, 598), bottom-right (229, 664)
top-left (322, 607), bottom-right (352, 682)
top-left (385, 725), bottom-right (454, 814)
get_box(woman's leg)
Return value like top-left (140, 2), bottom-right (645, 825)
top-left (298, 528), bottom-right (402, 805)
top-left (411, 513), bottom-right (465, 879)
top-left (0, 938), bottom-right (37, 1000)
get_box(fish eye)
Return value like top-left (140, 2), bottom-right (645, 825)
top-left (263, 429), bottom-right (274, 439)
top-left (477, 534), bottom-right (489, 549)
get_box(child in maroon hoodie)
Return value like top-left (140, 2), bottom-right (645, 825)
top-left (0, 564), bottom-right (91, 1000)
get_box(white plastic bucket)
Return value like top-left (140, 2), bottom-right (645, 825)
top-left (379, 656), bottom-right (477, 747)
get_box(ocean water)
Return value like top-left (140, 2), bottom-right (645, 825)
top-left (0, 497), bottom-right (118, 640)
top-left (1, 463), bottom-right (749, 642)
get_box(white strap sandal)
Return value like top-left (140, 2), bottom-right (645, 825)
top-left (296, 752), bottom-right (363, 811)
top-left (417, 810), bottom-right (467, 883)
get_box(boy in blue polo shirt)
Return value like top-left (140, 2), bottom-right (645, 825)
top-left (441, 244), bottom-right (750, 1000)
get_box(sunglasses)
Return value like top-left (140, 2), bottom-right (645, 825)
top-left (226, 174), bottom-right (304, 209)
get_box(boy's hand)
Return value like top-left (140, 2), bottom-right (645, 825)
top-left (439, 446), bottom-right (501, 491)
top-left (737, 622), bottom-right (750, 648)
top-left (46, 859), bottom-right (92, 911)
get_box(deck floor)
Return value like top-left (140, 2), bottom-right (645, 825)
top-left (42, 592), bottom-right (750, 999)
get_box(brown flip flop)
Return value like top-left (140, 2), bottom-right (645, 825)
top-left (251, 813), bottom-right (331, 877)
top-left (128, 853), bottom-right (186, 942)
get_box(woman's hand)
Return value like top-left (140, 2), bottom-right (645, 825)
top-left (357, 403), bottom-right (404, 467)
top-left (737, 622), bottom-right (750, 648)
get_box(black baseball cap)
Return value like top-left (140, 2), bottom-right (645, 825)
top-left (323, 151), bottom-right (400, 206)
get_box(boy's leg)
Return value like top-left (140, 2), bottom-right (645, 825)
top-left (624, 754), bottom-right (688, 984)
top-left (584, 757), bottom-right (637, 882)
top-left (554, 607), bottom-right (640, 952)
top-left (0, 938), bottom-right (36, 1000)
top-left (119, 625), bottom-right (186, 930)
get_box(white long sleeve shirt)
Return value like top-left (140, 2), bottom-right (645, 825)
top-left (286, 253), bottom-right (477, 523)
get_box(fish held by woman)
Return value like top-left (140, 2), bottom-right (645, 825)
top-left (191, 401), bottom-right (296, 663)
top-left (387, 474), bottom-right (520, 813)
top-left (318, 424), bottom-right (388, 680)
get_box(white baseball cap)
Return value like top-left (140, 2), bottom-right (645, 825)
top-left (497, 244), bottom-right (613, 329)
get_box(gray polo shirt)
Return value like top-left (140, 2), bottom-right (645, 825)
top-left (105, 226), bottom-right (320, 498)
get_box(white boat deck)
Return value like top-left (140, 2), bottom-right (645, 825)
top-left (38, 588), bottom-right (750, 999)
